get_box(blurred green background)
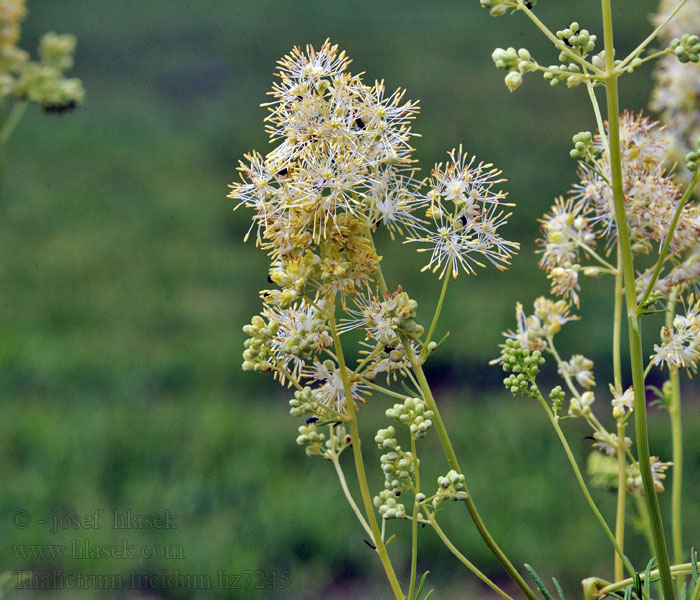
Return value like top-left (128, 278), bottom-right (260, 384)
top-left (2, 0), bottom-right (699, 598)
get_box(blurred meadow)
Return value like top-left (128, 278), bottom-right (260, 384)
top-left (2, 0), bottom-right (700, 598)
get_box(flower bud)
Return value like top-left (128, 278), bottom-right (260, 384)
top-left (505, 71), bottom-right (523, 92)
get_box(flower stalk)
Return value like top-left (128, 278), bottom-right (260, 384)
top-left (328, 308), bottom-right (405, 600)
top-left (601, 0), bottom-right (675, 595)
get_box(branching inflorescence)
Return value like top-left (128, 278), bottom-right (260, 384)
top-left (236, 0), bottom-right (700, 597)
top-left (0, 0), bottom-right (83, 177)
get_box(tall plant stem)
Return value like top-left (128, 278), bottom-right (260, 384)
top-left (364, 228), bottom-right (537, 600)
top-left (429, 516), bottom-right (516, 600)
top-left (614, 421), bottom-right (627, 582)
top-left (328, 308), bottom-right (405, 600)
top-left (403, 342), bottom-right (539, 600)
top-left (613, 254), bottom-right (626, 582)
top-left (666, 290), bottom-right (684, 596)
top-left (533, 392), bottom-right (635, 579)
top-left (330, 454), bottom-right (374, 540)
top-left (600, 0), bottom-right (675, 596)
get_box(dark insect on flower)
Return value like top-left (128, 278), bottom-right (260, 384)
top-left (306, 417), bottom-right (319, 424)
top-left (458, 214), bottom-right (468, 227)
top-left (277, 167), bottom-right (288, 176)
top-left (43, 100), bottom-right (78, 114)
top-left (355, 117), bottom-right (366, 130)
top-left (524, 1), bottom-right (533, 8)
top-left (267, 274), bottom-right (274, 283)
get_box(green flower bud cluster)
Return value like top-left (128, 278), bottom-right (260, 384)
top-left (393, 293), bottom-right (424, 342)
top-left (242, 315), bottom-right (275, 372)
top-left (375, 425), bottom-right (398, 450)
top-left (7, 30), bottom-right (83, 111)
top-left (281, 320), bottom-right (329, 363)
top-left (375, 425), bottom-right (416, 495)
top-left (491, 47), bottom-right (536, 92)
top-left (374, 489), bottom-right (407, 520)
top-left (569, 131), bottom-right (600, 161)
top-left (373, 425), bottom-right (416, 519)
top-left (380, 449), bottom-right (415, 490)
top-left (39, 32), bottom-right (75, 71)
top-left (432, 470), bottom-right (468, 508)
top-left (568, 391), bottom-right (595, 417)
top-left (289, 387), bottom-right (319, 417)
top-left (374, 292), bottom-right (423, 344)
top-left (501, 339), bottom-right (545, 398)
top-left (590, 49), bottom-right (622, 71)
top-left (549, 385), bottom-right (565, 415)
top-left (296, 422), bottom-right (326, 457)
top-left (670, 34), bottom-right (700, 63)
top-left (479, 0), bottom-right (514, 17)
top-left (556, 22), bottom-right (597, 61)
top-left (543, 63), bottom-right (583, 88)
top-left (385, 397), bottom-right (434, 439)
top-left (685, 138), bottom-right (700, 172)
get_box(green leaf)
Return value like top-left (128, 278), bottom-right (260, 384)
top-left (552, 577), bottom-right (566, 600)
top-left (415, 570), bottom-right (430, 600)
top-left (643, 557), bottom-right (656, 596)
top-left (524, 564), bottom-right (555, 600)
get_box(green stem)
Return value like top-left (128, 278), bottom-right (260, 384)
top-left (586, 81), bottom-right (611, 159)
top-left (614, 421), bottom-right (627, 582)
top-left (598, 562), bottom-right (700, 598)
top-left (634, 493), bottom-right (656, 557)
top-left (420, 271), bottom-right (450, 361)
top-left (577, 240), bottom-right (617, 273)
top-left (328, 308), bottom-right (405, 600)
top-left (666, 290), bottom-right (683, 596)
top-left (429, 516), bottom-right (516, 600)
top-left (613, 251), bottom-right (623, 389)
top-left (616, 0), bottom-right (688, 73)
top-left (545, 335), bottom-right (580, 398)
top-left (408, 436), bottom-right (420, 600)
top-left (533, 391), bottom-right (635, 578)
top-left (632, 48), bottom-right (674, 68)
top-left (330, 453), bottom-right (375, 540)
top-left (613, 254), bottom-right (625, 582)
top-left (601, 0), bottom-right (675, 596)
top-left (403, 343), bottom-right (539, 600)
top-left (0, 101), bottom-right (27, 145)
top-left (365, 224), bottom-right (537, 600)
top-left (531, 63), bottom-right (597, 80)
